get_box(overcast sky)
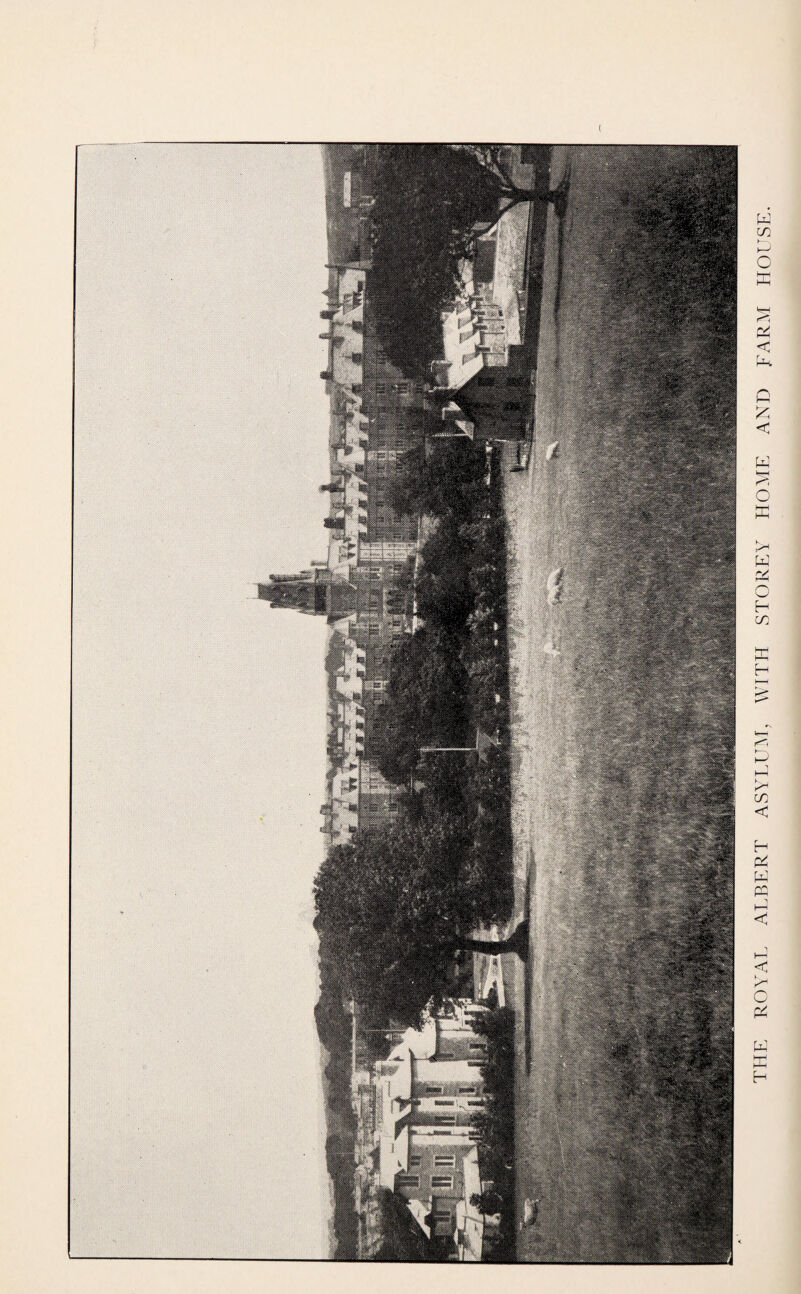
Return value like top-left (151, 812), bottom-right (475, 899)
top-left (70, 144), bottom-right (332, 1258)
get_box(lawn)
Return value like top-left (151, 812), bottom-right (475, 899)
top-left (504, 145), bottom-right (736, 1263)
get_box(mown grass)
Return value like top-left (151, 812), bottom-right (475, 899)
top-left (505, 145), bottom-right (735, 1263)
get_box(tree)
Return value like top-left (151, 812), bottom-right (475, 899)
top-left (372, 1189), bottom-right (436, 1262)
top-left (471, 1190), bottom-right (504, 1217)
top-left (452, 144), bottom-right (562, 221)
top-left (313, 820), bottom-right (528, 1026)
top-left (368, 144), bottom-right (565, 375)
top-left (389, 439), bottom-right (487, 521)
top-left (415, 522), bottom-right (473, 631)
top-left (371, 626), bottom-right (468, 785)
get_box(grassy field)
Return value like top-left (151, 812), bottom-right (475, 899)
top-left (504, 145), bottom-right (736, 1263)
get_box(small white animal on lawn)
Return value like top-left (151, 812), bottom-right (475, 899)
top-left (519, 1198), bottom-right (540, 1229)
top-left (543, 641), bottom-right (561, 657)
top-left (546, 567), bottom-right (563, 604)
top-left (545, 441), bottom-right (560, 461)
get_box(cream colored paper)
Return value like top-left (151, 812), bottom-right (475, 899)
top-left (1, 1), bottom-right (798, 1290)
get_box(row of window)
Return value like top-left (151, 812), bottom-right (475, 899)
top-left (366, 448), bottom-right (399, 462)
top-left (397, 1174), bottom-right (454, 1190)
top-left (423, 1084), bottom-right (478, 1095)
top-left (409, 1126), bottom-right (482, 1139)
top-left (373, 403), bottom-right (424, 422)
top-left (413, 1098), bottom-right (484, 1108)
top-left (373, 380), bottom-right (415, 395)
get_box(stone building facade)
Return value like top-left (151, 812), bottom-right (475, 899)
top-left (260, 145), bottom-right (531, 847)
top-left (364, 999), bottom-right (494, 1257)
top-left (257, 145), bottom-right (432, 846)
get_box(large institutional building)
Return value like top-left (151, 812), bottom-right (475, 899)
top-left (352, 998), bottom-right (500, 1260)
top-left (257, 143), bottom-right (541, 1261)
top-left (258, 145), bottom-right (429, 843)
top-left (258, 144), bottom-right (536, 846)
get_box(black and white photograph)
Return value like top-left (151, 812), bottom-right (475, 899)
top-left (68, 140), bottom-right (737, 1264)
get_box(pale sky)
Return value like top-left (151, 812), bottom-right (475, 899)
top-left (70, 144), bottom-right (332, 1257)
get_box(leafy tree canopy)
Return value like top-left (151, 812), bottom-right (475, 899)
top-left (368, 144), bottom-right (555, 376)
top-left (313, 815), bottom-right (472, 1025)
top-left (389, 439), bottom-right (488, 521)
top-left (313, 818), bottom-right (527, 1026)
top-left (370, 625), bottom-right (468, 784)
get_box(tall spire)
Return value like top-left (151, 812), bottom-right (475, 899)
top-left (257, 569), bottom-right (328, 615)
top-left (256, 565), bottom-right (356, 621)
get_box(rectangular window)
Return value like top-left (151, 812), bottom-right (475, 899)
top-left (433, 1210), bottom-right (452, 1223)
top-left (396, 1174), bottom-right (419, 1189)
top-left (468, 1059), bottom-right (483, 1068)
top-left (434, 1155), bottom-right (455, 1169)
top-left (431, 1175), bottom-right (454, 1190)
top-left (425, 1085), bottom-right (443, 1095)
top-left (409, 1155), bottom-right (421, 1169)
top-left (468, 1099), bottom-right (484, 1107)
top-left (469, 1042), bottom-right (486, 1052)
top-left (434, 1099), bottom-right (454, 1106)
top-left (435, 1114), bottom-right (455, 1126)
top-left (458, 1085), bottom-right (476, 1095)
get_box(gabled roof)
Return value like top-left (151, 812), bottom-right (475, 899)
top-left (406, 1199), bottom-right (432, 1239)
top-left (386, 1015), bottom-right (437, 1062)
top-left (387, 1048), bottom-right (412, 1102)
top-left (379, 1124), bottom-right (409, 1188)
top-left (455, 1146), bottom-right (485, 1260)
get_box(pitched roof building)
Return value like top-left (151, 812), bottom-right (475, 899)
top-left (260, 146), bottom-right (430, 845)
top-left (259, 145), bottom-right (536, 846)
top-left (353, 999), bottom-right (500, 1260)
